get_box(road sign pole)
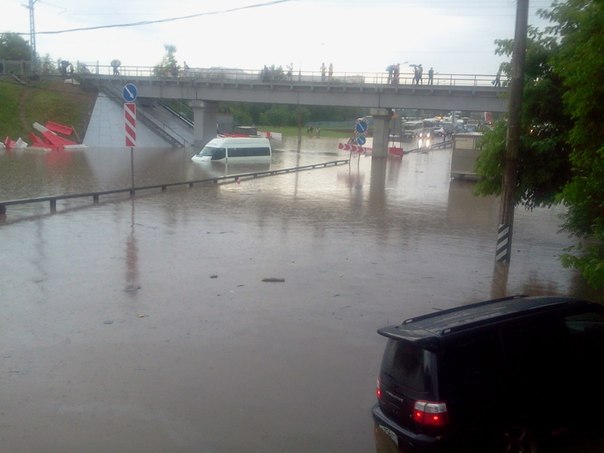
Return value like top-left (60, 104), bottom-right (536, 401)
top-left (130, 147), bottom-right (135, 196)
top-left (122, 83), bottom-right (138, 195)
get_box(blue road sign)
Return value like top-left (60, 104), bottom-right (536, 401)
top-left (356, 135), bottom-right (366, 146)
top-left (355, 119), bottom-right (368, 134)
top-left (122, 83), bottom-right (138, 102)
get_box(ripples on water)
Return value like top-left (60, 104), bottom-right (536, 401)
top-left (1, 136), bottom-right (600, 452)
top-left (2, 135), bottom-right (591, 298)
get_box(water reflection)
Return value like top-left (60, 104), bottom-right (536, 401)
top-left (190, 160), bottom-right (273, 180)
top-left (125, 200), bottom-right (140, 297)
top-left (0, 139), bottom-right (595, 302)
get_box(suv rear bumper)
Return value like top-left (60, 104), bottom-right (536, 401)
top-left (372, 404), bottom-right (447, 452)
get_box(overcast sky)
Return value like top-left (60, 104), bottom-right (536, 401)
top-left (4, 0), bottom-right (553, 76)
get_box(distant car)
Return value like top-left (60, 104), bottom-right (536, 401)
top-left (432, 127), bottom-right (446, 137)
top-left (373, 295), bottom-right (604, 452)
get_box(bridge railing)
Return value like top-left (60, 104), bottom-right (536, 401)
top-left (76, 62), bottom-right (499, 88)
top-left (1, 59), bottom-right (500, 88)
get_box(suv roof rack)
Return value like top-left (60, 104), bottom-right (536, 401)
top-left (402, 294), bottom-right (527, 325)
top-left (379, 295), bottom-right (593, 342)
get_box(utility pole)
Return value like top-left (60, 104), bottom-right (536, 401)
top-left (495, 0), bottom-right (529, 264)
top-left (25, 0), bottom-right (39, 77)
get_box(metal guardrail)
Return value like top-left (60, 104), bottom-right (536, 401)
top-left (1, 60), bottom-right (504, 88)
top-left (0, 160), bottom-right (350, 218)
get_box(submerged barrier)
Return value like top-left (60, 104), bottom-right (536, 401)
top-left (0, 159), bottom-right (349, 218)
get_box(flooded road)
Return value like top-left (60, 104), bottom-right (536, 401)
top-left (0, 138), bottom-right (598, 452)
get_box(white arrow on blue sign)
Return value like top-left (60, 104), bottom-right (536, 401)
top-left (355, 119), bottom-right (368, 134)
top-left (122, 83), bottom-right (138, 102)
top-left (356, 135), bottom-right (366, 146)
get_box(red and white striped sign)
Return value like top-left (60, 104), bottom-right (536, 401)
top-left (124, 102), bottom-right (136, 147)
top-left (338, 142), bottom-right (370, 153)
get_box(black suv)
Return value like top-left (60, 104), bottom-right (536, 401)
top-left (372, 295), bottom-right (604, 452)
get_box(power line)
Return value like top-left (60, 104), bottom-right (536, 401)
top-left (20, 0), bottom-right (294, 36)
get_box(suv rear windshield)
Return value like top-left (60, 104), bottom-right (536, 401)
top-left (381, 339), bottom-right (437, 394)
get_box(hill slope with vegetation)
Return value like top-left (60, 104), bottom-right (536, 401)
top-left (0, 77), bottom-right (96, 142)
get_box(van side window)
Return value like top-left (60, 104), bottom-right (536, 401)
top-left (228, 147), bottom-right (270, 158)
top-left (212, 148), bottom-right (226, 160)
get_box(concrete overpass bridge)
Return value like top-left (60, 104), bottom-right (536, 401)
top-left (78, 65), bottom-right (508, 156)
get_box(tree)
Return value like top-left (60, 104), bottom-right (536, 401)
top-left (475, 1), bottom-right (604, 289)
top-left (153, 44), bottom-right (179, 77)
top-left (475, 26), bottom-right (572, 209)
top-left (544, 0), bottom-right (604, 288)
top-left (0, 33), bottom-right (30, 60)
top-left (39, 54), bottom-right (58, 75)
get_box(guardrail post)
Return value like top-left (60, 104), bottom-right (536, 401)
top-left (93, 194), bottom-right (99, 204)
top-left (50, 199), bottom-right (56, 212)
top-left (0, 204), bottom-right (5, 215)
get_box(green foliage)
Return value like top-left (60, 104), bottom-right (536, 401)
top-left (474, 121), bottom-right (506, 197)
top-left (475, 26), bottom-right (572, 209)
top-left (0, 33), bottom-right (30, 60)
top-left (154, 44), bottom-right (179, 77)
top-left (477, 1), bottom-right (604, 288)
top-left (541, 0), bottom-right (604, 288)
top-left (40, 54), bottom-right (59, 75)
top-left (260, 65), bottom-right (285, 82)
top-left (0, 80), bottom-right (95, 139)
top-left (215, 102), bottom-right (363, 129)
top-left (0, 81), bottom-right (24, 137)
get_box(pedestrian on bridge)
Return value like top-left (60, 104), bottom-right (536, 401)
top-left (287, 63), bottom-right (293, 80)
top-left (392, 63), bottom-right (400, 85)
top-left (111, 59), bottom-right (121, 76)
top-left (386, 64), bottom-right (395, 83)
top-left (492, 70), bottom-right (501, 87)
top-left (415, 64), bottom-right (423, 85)
top-left (428, 67), bottom-right (434, 85)
top-left (321, 63), bottom-right (326, 81)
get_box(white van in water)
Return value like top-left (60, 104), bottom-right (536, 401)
top-left (191, 137), bottom-right (272, 163)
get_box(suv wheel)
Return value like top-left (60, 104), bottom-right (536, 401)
top-left (494, 424), bottom-right (538, 453)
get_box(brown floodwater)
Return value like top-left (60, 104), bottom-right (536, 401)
top-left (0, 137), bottom-right (599, 452)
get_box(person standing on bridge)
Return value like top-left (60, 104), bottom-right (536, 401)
top-left (328, 63), bottom-right (333, 81)
top-left (492, 70), bottom-right (501, 87)
top-left (428, 67), bottom-right (434, 85)
top-left (111, 59), bottom-right (121, 76)
top-left (386, 64), bottom-right (395, 83)
top-left (392, 63), bottom-right (400, 85)
top-left (321, 63), bottom-right (326, 81)
top-left (416, 64), bottom-right (423, 84)
top-left (287, 63), bottom-right (293, 81)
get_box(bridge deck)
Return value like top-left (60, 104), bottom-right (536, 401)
top-left (78, 64), bottom-right (508, 113)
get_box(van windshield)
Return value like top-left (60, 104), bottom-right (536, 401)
top-left (198, 146), bottom-right (226, 160)
top-left (381, 339), bottom-right (436, 394)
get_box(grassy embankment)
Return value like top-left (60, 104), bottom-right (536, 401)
top-left (0, 77), bottom-right (96, 142)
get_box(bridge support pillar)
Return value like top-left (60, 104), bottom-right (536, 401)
top-left (370, 108), bottom-right (392, 158)
top-left (190, 100), bottom-right (218, 148)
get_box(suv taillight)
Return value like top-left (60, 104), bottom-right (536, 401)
top-left (376, 377), bottom-right (382, 399)
top-left (413, 401), bottom-right (448, 426)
